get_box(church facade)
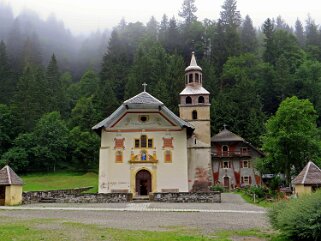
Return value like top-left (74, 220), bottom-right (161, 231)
top-left (93, 53), bottom-right (212, 195)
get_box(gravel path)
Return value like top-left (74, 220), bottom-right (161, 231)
top-left (0, 193), bottom-right (269, 234)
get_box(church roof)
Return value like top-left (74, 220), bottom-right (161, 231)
top-left (124, 91), bottom-right (163, 106)
top-left (185, 52), bottom-right (202, 72)
top-left (293, 161), bottom-right (321, 185)
top-left (0, 165), bottom-right (23, 186)
top-left (211, 128), bottom-right (245, 142)
top-left (180, 85), bottom-right (210, 95)
top-left (92, 91), bottom-right (194, 134)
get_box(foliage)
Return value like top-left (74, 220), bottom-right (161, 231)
top-left (261, 96), bottom-right (321, 184)
top-left (268, 191), bottom-right (321, 240)
top-left (209, 184), bottom-right (225, 193)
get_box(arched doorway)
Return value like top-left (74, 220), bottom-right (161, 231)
top-left (135, 170), bottom-right (152, 196)
top-left (223, 176), bottom-right (230, 189)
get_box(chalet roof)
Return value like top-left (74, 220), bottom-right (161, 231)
top-left (293, 161), bottom-right (321, 185)
top-left (211, 128), bottom-right (245, 142)
top-left (180, 85), bottom-right (210, 96)
top-left (0, 165), bottom-right (23, 186)
top-left (185, 52), bottom-right (202, 72)
top-left (92, 91), bottom-right (194, 134)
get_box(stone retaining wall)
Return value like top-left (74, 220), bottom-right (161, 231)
top-left (22, 188), bottom-right (132, 204)
top-left (150, 192), bottom-right (221, 203)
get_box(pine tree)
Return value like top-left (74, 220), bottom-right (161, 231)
top-left (146, 16), bottom-right (159, 40)
top-left (178, 0), bottom-right (198, 25)
top-left (46, 54), bottom-right (65, 114)
top-left (262, 18), bottom-right (275, 64)
top-left (295, 18), bottom-right (305, 47)
top-left (0, 40), bottom-right (14, 104)
top-left (240, 15), bottom-right (257, 53)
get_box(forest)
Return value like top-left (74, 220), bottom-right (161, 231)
top-left (1, 0), bottom-right (321, 175)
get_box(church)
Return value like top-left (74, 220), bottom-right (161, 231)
top-left (93, 52), bottom-right (212, 195)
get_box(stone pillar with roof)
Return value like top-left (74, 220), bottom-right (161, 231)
top-left (0, 165), bottom-right (24, 206)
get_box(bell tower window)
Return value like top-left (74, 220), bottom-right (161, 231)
top-left (186, 96), bottom-right (192, 104)
top-left (195, 73), bottom-right (199, 82)
top-left (189, 73), bottom-right (193, 83)
top-left (192, 110), bottom-right (198, 120)
top-left (198, 96), bottom-right (205, 104)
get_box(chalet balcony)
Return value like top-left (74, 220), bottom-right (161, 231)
top-left (212, 151), bottom-right (251, 158)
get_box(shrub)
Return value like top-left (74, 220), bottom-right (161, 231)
top-left (210, 185), bottom-right (225, 193)
top-left (268, 190), bottom-right (321, 240)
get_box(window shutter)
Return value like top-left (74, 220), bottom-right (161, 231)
top-left (241, 177), bottom-right (244, 184)
top-left (249, 176), bottom-right (252, 184)
top-left (240, 161), bottom-right (243, 168)
top-left (248, 161), bottom-right (251, 168)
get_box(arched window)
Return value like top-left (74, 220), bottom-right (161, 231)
top-left (115, 151), bottom-right (123, 163)
top-left (189, 73), bottom-right (193, 83)
top-left (192, 110), bottom-right (198, 120)
top-left (141, 135), bottom-right (147, 148)
top-left (186, 96), bottom-right (192, 104)
top-left (195, 73), bottom-right (199, 82)
top-left (164, 150), bottom-right (172, 163)
top-left (198, 96), bottom-right (205, 103)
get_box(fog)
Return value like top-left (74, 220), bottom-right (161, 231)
top-left (1, 0), bottom-right (320, 34)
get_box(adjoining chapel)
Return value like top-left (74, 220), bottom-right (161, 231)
top-left (93, 52), bottom-right (260, 196)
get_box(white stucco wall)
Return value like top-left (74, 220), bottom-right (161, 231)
top-left (98, 112), bottom-right (189, 194)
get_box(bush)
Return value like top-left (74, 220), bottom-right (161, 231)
top-left (268, 190), bottom-right (321, 240)
top-left (210, 185), bottom-right (224, 193)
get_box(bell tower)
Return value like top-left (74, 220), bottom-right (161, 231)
top-left (179, 52), bottom-right (212, 191)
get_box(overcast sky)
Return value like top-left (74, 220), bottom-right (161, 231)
top-left (1, 0), bottom-right (320, 34)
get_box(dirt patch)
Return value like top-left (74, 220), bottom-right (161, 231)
top-left (231, 236), bottom-right (266, 241)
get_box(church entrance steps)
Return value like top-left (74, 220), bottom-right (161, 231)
top-left (132, 195), bottom-right (150, 203)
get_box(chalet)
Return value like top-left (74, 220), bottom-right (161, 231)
top-left (211, 127), bottom-right (264, 190)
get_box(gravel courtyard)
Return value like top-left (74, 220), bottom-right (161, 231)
top-left (0, 193), bottom-right (269, 234)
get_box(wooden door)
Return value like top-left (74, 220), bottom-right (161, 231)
top-left (223, 176), bottom-right (230, 189)
top-left (0, 186), bottom-right (5, 206)
top-left (135, 170), bottom-right (152, 196)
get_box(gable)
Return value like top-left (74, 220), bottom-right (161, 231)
top-left (110, 112), bottom-right (178, 130)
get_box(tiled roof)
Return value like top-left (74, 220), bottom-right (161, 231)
top-left (92, 91), bottom-right (194, 133)
top-left (0, 165), bottom-right (23, 185)
top-left (211, 129), bottom-right (245, 142)
top-left (293, 161), bottom-right (321, 185)
top-left (180, 86), bottom-right (210, 95)
top-left (124, 91), bottom-right (163, 105)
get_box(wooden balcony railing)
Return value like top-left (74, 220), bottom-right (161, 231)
top-left (212, 151), bottom-right (251, 157)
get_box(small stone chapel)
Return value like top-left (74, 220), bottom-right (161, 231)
top-left (93, 52), bottom-right (212, 196)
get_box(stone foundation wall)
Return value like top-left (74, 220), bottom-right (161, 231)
top-left (22, 188), bottom-right (132, 204)
top-left (150, 192), bottom-right (221, 203)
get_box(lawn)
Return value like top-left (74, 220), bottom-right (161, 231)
top-left (0, 217), bottom-right (287, 241)
top-left (21, 172), bottom-right (98, 193)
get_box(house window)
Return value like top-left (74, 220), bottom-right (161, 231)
top-left (134, 135), bottom-right (153, 148)
top-left (192, 110), bottom-right (198, 120)
top-left (115, 151), bottom-right (123, 163)
top-left (186, 96), bottom-right (192, 104)
top-left (222, 145), bottom-right (229, 156)
top-left (243, 160), bottom-right (251, 168)
top-left (223, 161), bottom-right (230, 168)
top-left (198, 96), bottom-right (205, 104)
top-left (241, 176), bottom-right (252, 186)
top-left (164, 150), bottom-right (172, 163)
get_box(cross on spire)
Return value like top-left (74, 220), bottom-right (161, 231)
top-left (142, 82), bottom-right (147, 92)
top-left (223, 124), bottom-right (227, 130)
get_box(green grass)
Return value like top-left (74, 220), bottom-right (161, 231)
top-left (235, 190), bottom-right (275, 208)
top-left (21, 172), bottom-right (98, 193)
top-left (0, 218), bottom-right (288, 241)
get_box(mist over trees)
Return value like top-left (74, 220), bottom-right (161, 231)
top-left (1, 0), bottom-right (321, 175)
